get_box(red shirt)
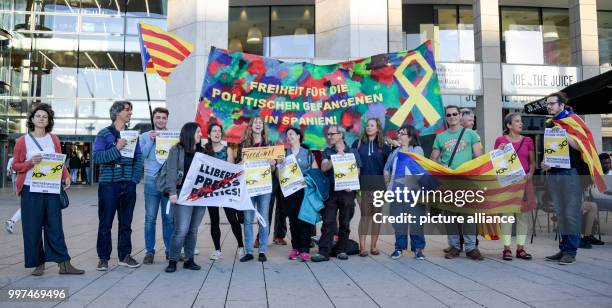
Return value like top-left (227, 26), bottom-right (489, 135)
top-left (11, 133), bottom-right (70, 196)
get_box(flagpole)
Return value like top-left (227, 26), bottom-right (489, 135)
top-left (143, 72), bottom-right (154, 129)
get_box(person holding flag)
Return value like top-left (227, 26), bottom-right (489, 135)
top-left (542, 92), bottom-right (606, 265)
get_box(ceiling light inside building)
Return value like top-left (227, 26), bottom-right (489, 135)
top-left (229, 37), bottom-right (243, 52)
top-left (247, 25), bottom-right (262, 44)
top-left (294, 26), bottom-right (308, 35)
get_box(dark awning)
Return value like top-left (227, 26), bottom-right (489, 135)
top-left (524, 70), bottom-right (612, 115)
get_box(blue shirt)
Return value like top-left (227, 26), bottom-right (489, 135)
top-left (93, 125), bottom-right (143, 183)
top-left (139, 130), bottom-right (163, 178)
top-left (287, 146), bottom-right (313, 173)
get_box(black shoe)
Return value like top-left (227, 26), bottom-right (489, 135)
top-left (311, 253), bottom-right (330, 262)
top-left (559, 254), bottom-right (576, 265)
top-left (165, 261), bottom-right (177, 273)
top-left (579, 237), bottom-right (593, 249)
top-left (183, 258), bottom-right (201, 270)
top-left (587, 235), bottom-right (605, 245)
top-left (258, 253), bottom-right (267, 262)
top-left (545, 251), bottom-right (563, 261)
top-left (240, 254), bottom-right (254, 262)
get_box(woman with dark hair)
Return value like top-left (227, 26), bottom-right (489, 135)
top-left (236, 116), bottom-right (276, 262)
top-left (495, 113), bottom-right (535, 261)
top-left (383, 124), bottom-right (426, 260)
top-left (204, 122), bottom-right (245, 260)
top-left (352, 118), bottom-right (392, 256)
top-left (12, 103), bottom-right (84, 276)
top-left (280, 127), bottom-right (318, 261)
top-left (163, 122), bottom-right (206, 273)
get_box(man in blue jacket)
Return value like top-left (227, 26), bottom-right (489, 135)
top-left (93, 101), bottom-right (143, 271)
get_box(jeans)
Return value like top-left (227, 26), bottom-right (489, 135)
top-left (96, 181), bottom-right (137, 261)
top-left (70, 169), bottom-right (78, 183)
top-left (169, 204), bottom-right (206, 261)
top-left (391, 202), bottom-right (426, 251)
top-left (548, 168), bottom-right (583, 256)
top-left (318, 191), bottom-right (356, 257)
top-left (244, 193), bottom-right (271, 254)
top-left (85, 167), bottom-right (91, 184)
top-left (271, 176), bottom-right (287, 238)
top-left (144, 176), bottom-right (173, 256)
top-left (20, 186), bottom-right (70, 268)
top-left (447, 213), bottom-right (477, 252)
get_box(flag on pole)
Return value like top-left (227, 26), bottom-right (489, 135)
top-left (137, 21), bottom-right (194, 81)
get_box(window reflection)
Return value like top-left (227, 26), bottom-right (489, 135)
top-left (81, 16), bottom-right (124, 34)
top-left (542, 9), bottom-right (570, 65)
top-left (40, 0), bottom-right (80, 14)
top-left (501, 7), bottom-right (542, 64)
top-left (127, 0), bottom-right (167, 18)
top-left (269, 6), bottom-right (314, 58)
top-left (598, 11), bottom-right (612, 67)
top-left (229, 6), bottom-right (269, 55)
top-left (78, 35), bottom-right (124, 98)
top-left (31, 34), bottom-right (78, 98)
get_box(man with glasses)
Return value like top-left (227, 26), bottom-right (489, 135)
top-left (312, 125), bottom-right (362, 262)
top-left (460, 109), bottom-right (475, 130)
top-left (430, 105), bottom-right (484, 260)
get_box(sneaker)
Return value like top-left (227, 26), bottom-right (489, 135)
top-left (4, 220), bottom-right (15, 234)
top-left (390, 249), bottom-right (402, 259)
top-left (238, 247), bottom-right (245, 257)
top-left (254, 238), bottom-right (260, 248)
top-left (559, 254), bottom-right (576, 265)
top-left (194, 248), bottom-right (200, 255)
top-left (240, 253), bottom-right (254, 262)
top-left (415, 249), bottom-right (426, 260)
top-left (336, 252), bottom-right (348, 260)
top-left (165, 261), bottom-right (177, 273)
top-left (466, 249), bottom-right (484, 261)
top-left (258, 253), bottom-right (267, 262)
top-left (311, 253), bottom-right (330, 262)
top-left (444, 247), bottom-right (460, 259)
top-left (210, 250), bottom-right (222, 260)
top-left (273, 238), bottom-right (288, 245)
top-left (183, 258), bottom-right (201, 270)
top-left (118, 255), bottom-right (141, 268)
top-left (97, 259), bottom-right (108, 271)
top-left (289, 249), bottom-right (300, 260)
top-left (299, 252), bottom-right (311, 262)
top-left (586, 235), bottom-right (604, 245)
top-left (545, 251), bottom-right (563, 261)
top-left (579, 237), bottom-right (592, 249)
top-left (143, 254), bottom-right (154, 265)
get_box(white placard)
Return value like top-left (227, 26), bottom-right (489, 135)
top-left (436, 62), bottom-right (482, 95)
top-left (331, 153), bottom-right (360, 191)
top-left (119, 130), bottom-right (139, 158)
top-left (278, 154), bottom-right (306, 197)
top-left (544, 128), bottom-right (571, 169)
top-left (155, 130), bottom-right (180, 164)
top-left (489, 143), bottom-right (526, 187)
top-left (244, 160), bottom-right (273, 197)
top-left (30, 153), bottom-right (67, 194)
top-left (502, 64), bottom-right (581, 96)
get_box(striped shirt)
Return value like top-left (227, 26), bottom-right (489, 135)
top-left (93, 125), bottom-right (143, 183)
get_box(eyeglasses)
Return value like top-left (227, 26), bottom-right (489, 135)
top-left (446, 112), bottom-right (459, 117)
top-left (327, 132), bottom-right (340, 136)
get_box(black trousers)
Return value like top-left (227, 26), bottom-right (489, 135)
top-left (282, 189), bottom-right (311, 253)
top-left (21, 185), bottom-right (70, 268)
top-left (318, 191), bottom-right (355, 257)
top-left (208, 206), bottom-right (244, 250)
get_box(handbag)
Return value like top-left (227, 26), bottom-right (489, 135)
top-left (28, 133), bottom-right (69, 209)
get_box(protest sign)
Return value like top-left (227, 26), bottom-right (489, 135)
top-left (120, 130), bottom-right (139, 158)
top-left (278, 154), bottom-right (306, 197)
top-left (155, 130), bottom-right (180, 164)
top-left (30, 153), bottom-right (66, 194)
top-left (544, 128), bottom-right (570, 169)
top-left (331, 153), bottom-right (360, 191)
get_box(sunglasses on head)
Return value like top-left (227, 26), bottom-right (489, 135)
top-left (446, 112), bottom-right (459, 117)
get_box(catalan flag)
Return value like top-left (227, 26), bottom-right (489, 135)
top-left (552, 110), bottom-right (606, 193)
top-left (137, 21), bottom-right (194, 81)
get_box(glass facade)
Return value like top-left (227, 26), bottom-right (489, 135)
top-left (228, 5), bottom-right (315, 59)
top-left (599, 10), bottom-right (612, 67)
top-left (0, 0), bottom-right (168, 136)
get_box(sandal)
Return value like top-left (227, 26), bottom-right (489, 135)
top-left (516, 249), bottom-right (532, 260)
top-left (370, 249), bottom-right (380, 255)
top-left (502, 249), bottom-right (513, 261)
top-left (359, 250), bottom-right (369, 257)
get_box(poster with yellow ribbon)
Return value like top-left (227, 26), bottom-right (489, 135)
top-left (156, 130), bottom-right (180, 164)
top-left (489, 143), bottom-right (525, 187)
top-left (544, 128), bottom-right (570, 169)
top-left (331, 153), bottom-right (360, 191)
top-left (120, 130), bottom-right (139, 158)
top-left (30, 153), bottom-right (66, 194)
top-left (278, 154), bottom-right (306, 197)
top-left (244, 160), bottom-right (273, 197)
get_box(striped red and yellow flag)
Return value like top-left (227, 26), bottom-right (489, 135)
top-left (137, 22), bottom-right (194, 81)
top-left (552, 110), bottom-right (606, 192)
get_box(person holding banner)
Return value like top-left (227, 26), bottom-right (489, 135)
top-left (383, 124), bottom-right (427, 260)
top-left (430, 105), bottom-right (485, 261)
top-left (542, 92), bottom-right (594, 265)
top-left (352, 118), bottom-right (392, 257)
top-left (139, 107), bottom-right (174, 264)
top-left (312, 125), bottom-right (362, 262)
top-left (495, 113), bottom-right (535, 261)
top-left (203, 122), bottom-right (245, 260)
top-left (93, 101), bottom-right (143, 271)
top-left (236, 117), bottom-right (276, 262)
top-left (12, 103), bottom-right (84, 276)
top-left (164, 122), bottom-right (207, 273)
top-left (280, 127), bottom-right (318, 261)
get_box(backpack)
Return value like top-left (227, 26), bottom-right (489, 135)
top-left (155, 146), bottom-right (185, 193)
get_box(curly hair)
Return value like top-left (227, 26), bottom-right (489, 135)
top-left (27, 103), bottom-right (54, 133)
top-left (240, 117), bottom-right (268, 147)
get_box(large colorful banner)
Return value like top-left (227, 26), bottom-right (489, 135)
top-left (196, 41), bottom-right (444, 149)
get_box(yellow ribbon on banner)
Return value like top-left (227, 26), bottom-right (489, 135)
top-left (390, 52), bottom-right (441, 127)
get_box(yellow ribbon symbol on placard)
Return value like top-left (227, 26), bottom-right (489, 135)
top-left (390, 52), bottom-right (441, 127)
